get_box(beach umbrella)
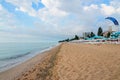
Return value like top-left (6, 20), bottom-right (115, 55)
top-left (105, 17), bottom-right (119, 25)
top-left (92, 35), bottom-right (104, 39)
top-left (110, 31), bottom-right (120, 39)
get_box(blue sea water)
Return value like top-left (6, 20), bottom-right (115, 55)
top-left (0, 42), bottom-right (57, 72)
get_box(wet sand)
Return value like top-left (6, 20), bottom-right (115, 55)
top-left (0, 44), bottom-right (61, 80)
top-left (1, 43), bottom-right (120, 80)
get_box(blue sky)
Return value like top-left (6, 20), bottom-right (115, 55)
top-left (0, 0), bottom-right (120, 42)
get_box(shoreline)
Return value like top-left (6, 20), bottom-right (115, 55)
top-left (0, 43), bottom-right (59, 73)
top-left (0, 43), bottom-right (61, 80)
top-left (1, 43), bottom-right (120, 80)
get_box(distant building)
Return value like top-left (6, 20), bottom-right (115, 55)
top-left (103, 31), bottom-right (113, 38)
top-left (108, 26), bottom-right (112, 32)
top-left (108, 25), bottom-right (119, 32)
top-left (83, 32), bottom-right (91, 38)
top-left (103, 25), bottom-right (117, 37)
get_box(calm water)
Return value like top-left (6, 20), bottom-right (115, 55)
top-left (0, 42), bottom-right (57, 72)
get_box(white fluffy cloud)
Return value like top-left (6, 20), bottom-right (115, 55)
top-left (1, 0), bottom-right (120, 42)
top-left (100, 0), bottom-right (120, 16)
top-left (0, 4), bottom-right (45, 42)
top-left (0, 4), bottom-right (15, 29)
top-left (0, 4), bottom-right (18, 42)
top-left (101, 4), bottom-right (115, 16)
top-left (5, 0), bottom-right (39, 16)
top-left (84, 4), bottom-right (98, 11)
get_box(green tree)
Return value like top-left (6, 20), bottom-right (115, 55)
top-left (90, 32), bottom-right (95, 37)
top-left (58, 38), bottom-right (69, 42)
top-left (106, 32), bottom-right (111, 38)
top-left (97, 27), bottom-right (103, 36)
top-left (65, 38), bottom-right (69, 42)
top-left (86, 33), bottom-right (91, 38)
top-left (74, 35), bottom-right (79, 40)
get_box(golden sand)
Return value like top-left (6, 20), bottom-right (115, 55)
top-left (0, 43), bottom-right (120, 80)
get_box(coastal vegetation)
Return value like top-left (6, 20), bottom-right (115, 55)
top-left (59, 27), bottom-right (105, 42)
top-left (85, 32), bottom-right (96, 38)
top-left (59, 35), bottom-right (79, 42)
top-left (58, 26), bottom-right (116, 42)
top-left (97, 27), bottom-right (103, 36)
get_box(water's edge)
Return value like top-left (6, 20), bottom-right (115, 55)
top-left (0, 43), bottom-right (60, 73)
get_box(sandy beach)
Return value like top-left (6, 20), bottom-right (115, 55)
top-left (0, 43), bottom-right (120, 80)
top-left (0, 44), bottom-right (61, 80)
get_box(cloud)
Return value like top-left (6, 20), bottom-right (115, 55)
top-left (0, 4), bottom-right (15, 29)
top-left (0, 3), bottom-right (45, 42)
top-left (0, 4), bottom-right (19, 42)
top-left (101, 4), bottom-right (115, 16)
top-left (1, 0), bottom-right (120, 42)
top-left (84, 4), bottom-right (98, 11)
top-left (5, 0), bottom-right (39, 16)
top-left (100, 0), bottom-right (120, 16)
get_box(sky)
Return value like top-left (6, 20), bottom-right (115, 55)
top-left (0, 0), bottom-right (120, 42)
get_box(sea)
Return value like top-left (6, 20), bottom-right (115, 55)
top-left (0, 42), bottom-right (58, 72)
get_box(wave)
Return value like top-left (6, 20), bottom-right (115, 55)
top-left (0, 52), bottom-right (32, 61)
top-left (0, 43), bottom-right (59, 61)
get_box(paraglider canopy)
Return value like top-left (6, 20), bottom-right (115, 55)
top-left (105, 17), bottom-right (119, 25)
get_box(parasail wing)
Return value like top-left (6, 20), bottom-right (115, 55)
top-left (105, 17), bottom-right (119, 25)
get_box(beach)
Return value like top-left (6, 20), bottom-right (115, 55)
top-left (0, 43), bottom-right (120, 80)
